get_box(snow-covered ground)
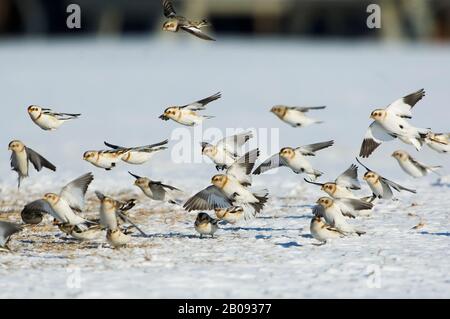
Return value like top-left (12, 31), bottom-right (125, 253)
top-left (0, 38), bottom-right (449, 298)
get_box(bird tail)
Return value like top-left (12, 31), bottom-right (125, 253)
top-left (428, 165), bottom-right (442, 176)
top-left (203, 115), bottom-right (215, 120)
top-left (307, 170), bottom-right (323, 181)
top-left (249, 190), bottom-right (269, 214)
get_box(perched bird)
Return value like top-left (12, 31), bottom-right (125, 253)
top-left (253, 141), bottom-right (334, 180)
top-left (58, 224), bottom-right (103, 241)
top-left (357, 158), bottom-right (416, 201)
top-left (162, 0), bottom-right (215, 41)
top-left (310, 216), bottom-right (345, 244)
top-left (22, 173), bottom-right (94, 227)
top-left (201, 131), bottom-right (253, 170)
top-left (270, 105), bottom-right (326, 127)
top-left (27, 105), bottom-right (80, 131)
top-left (359, 89), bottom-right (429, 158)
top-left (104, 139), bottom-right (168, 165)
top-left (159, 92), bottom-right (221, 126)
top-left (83, 150), bottom-right (125, 170)
top-left (0, 221), bottom-right (22, 252)
top-left (214, 206), bottom-right (254, 224)
top-left (107, 228), bottom-right (131, 248)
top-left (95, 191), bottom-right (147, 237)
top-left (304, 164), bottom-right (362, 199)
top-left (195, 213), bottom-right (219, 238)
top-left (392, 150), bottom-right (441, 178)
top-left (129, 172), bottom-right (183, 204)
top-left (425, 132), bottom-right (450, 154)
top-left (314, 197), bottom-right (366, 235)
top-left (8, 140), bottom-right (56, 188)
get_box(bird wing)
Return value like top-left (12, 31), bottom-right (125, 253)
top-left (183, 185), bottom-right (233, 211)
top-left (296, 140), bottom-right (334, 156)
top-left (380, 177), bottom-right (417, 194)
top-left (216, 131), bottom-right (253, 155)
top-left (407, 155), bottom-right (429, 175)
top-left (162, 0), bottom-right (176, 18)
top-left (26, 147), bottom-right (56, 172)
top-left (9, 152), bottom-right (20, 174)
top-left (335, 164), bottom-right (361, 190)
top-left (180, 25), bottom-right (216, 41)
top-left (60, 173), bottom-right (94, 212)
top-left (386, 89), bottom-right (425, 118)
top-left (149, 181), bottom-right (182, 199)
top-left (182, 92), bottom-right (221, 110)
top-left (253, 153), bottom-right (287, 175)
top-left (337, 198), bottom-right (374, 212)
top-left (289, 106), bottom-right (326, 113)
top-left (0, 221), bottom-right (22, 246)
top-left (359, 121), bottom-right (396, 158)
top-left (105, 139), bottom-right (169, 152)
top-left (22, 199), bottom-right (57, 219)
top-left (312, 205), bottom-right (325, 217)
top-left (226, 149), bottom-right (259, 186)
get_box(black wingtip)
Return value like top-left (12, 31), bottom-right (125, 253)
top-left (128, 171), bottom-right (141, 179)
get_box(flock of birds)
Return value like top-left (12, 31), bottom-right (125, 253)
top-left (1, 1), bottom-right (449, 252)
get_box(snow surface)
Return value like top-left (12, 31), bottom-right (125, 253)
top-left (0, 38), bottom-right (449, 298)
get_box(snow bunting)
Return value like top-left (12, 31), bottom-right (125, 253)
top-left (129, 171), bottom-right (183, 204)
top-left (0, 221), bottom-right (22, 252)
top-left (83, 150), bottom-right (126, 170)
top-left (107, 228), bottom-right (131, 248)
top-left (314, 197), bottom-right (366, 235)
top-left (357, 158), bottom-right (416, 201)
top-left (195, 213), bottom-right (219, 238)
top-left (22, 173), bottom-right (94, 227)
top-left (270, 105), bottom-right (325, 127)
top-left (159, 92), bottom-right (221, 126)
top-left (304, 164), bottom-right (362, 199)
top-left (359, 89), bottom-right (429, 157)
top-left (425, 132), bottom-right (450, 154)
top-left (214, 206), bottom-right (255, 223)
top-left (104, 139), bottom-right (168, 165)
top-left (27, 105), bottom-right (80, 131)
top-left (253, 140), bottom-right (334, 180)
top-left (58, 224), bottom-right (102, 241)
top-left (162, 0), bottom-right (215, 41)
top-left (201, 131), bottom-right (253, 170)
top-left (392, 150), bottom-right (441, 178)
top-left (8, 140), bottom-right (56, 188)
top-left (310, 216), bottom-right (345, 244)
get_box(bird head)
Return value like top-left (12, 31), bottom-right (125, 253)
top-left (321, 183), bottom-right (337, 195)
top-left (279, 147), bottom-right (295, 160)
top-left (162, 20), bottom-right (178, 32)
top-left (211, 174), bottom-right (228, 188)
top-left (270, 105), bottom-right (287, 119)
top-left (134, 177), bottom-right (150, 188)
top-left (316, 197), bottom-right (334, 209)
top-left (83, 151), bottom-right (97, 161)
top-left (27, 105), bottom-right (42, 117)
top-left (363, 171), bottom-right (379, 183)
top-left (161, 107), bottom-right (179, 120)
top-left (202, 144), bottom-right (217, 156)
top-left (196, 212), bottom-right (210, 224)
top-left (8, 140), bottom-right (24, 152)
top-left (44, 193), bottom-right (59, 205)
top-left (370, 109), bottom-right (387, 121)
top-left (392, 150), bottom-right (407, 161)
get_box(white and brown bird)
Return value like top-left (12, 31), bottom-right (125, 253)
top-left (104, 139), bottom-right (168, 165)
top-left (392, 150), bottom-right (441, 178)
top-left (107, 228), bottom-right (131, 248)
top-left (27, 105), bottom-right (81, 131)
top-left (159, 92), bottom-right (221, 126)
top-left (22, 173), bottom-right (94, 227)
top-left (201, 131), bottom-right (253, 170)
top-left (129, 172), bottom-right (183, 204)
top-left (253, 141), bottom-right (334, 180)
top-left (58, 224), bottom-right (103, 241)
top-left (270, 105), bottom-right (326, 128)
top-left (357, 158), bottom-right (416, 201)
top-left (83, 150), bottom-right (126, 171)
top-left (425, 132), bottom-right (450, 154)
top-left (313, 197), bottom-right (366, 236)
top-left (195, 213), bottom-right (219, 238)
top-left (162, 0), bottom-right (215, 41)
top-left (8, 140), bottom-right (56, 188)
top-left (0, 221), bottom-right (22, 252)
top-left (360, 89), bottom-right (429, 158)
top-left (310, 216), bottom-right (345, 244)
top-left (214, 206), bottom-right (254, 224)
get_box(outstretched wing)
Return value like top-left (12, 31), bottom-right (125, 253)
top-left (253, 153), bottom-right (287, 175)
top-left (380, 177), bottom-right (416, 194)
top-left (297, 140), bottom-right (334, 156)
top-left (149, 181), bottom-right (182, 199)
top-left (22, 199), bottom-right (57, 222)
top-left (359, 121), bottom-right (396, 158)
top-left (180, 26), bottom-right (216, 41)
top-left (312, 205), bottom-right (325, 217)
top-left (183, 185), bottom-right (233, 211)
top-left (386, 89), bottom-right (425, 118)
top-left (60, 173), bottom-right (94, 212)
top-left (26, 147), bottom-right (56, 172)
top-left (289, 106), bottom-right (326, 113)
top-left (162, 0), bottom-right (176, 18)
top-left (0, 221), bottom-right (22, 246)
top-left (182, 92), bottom-right (221, 110)
top-left (216, 131), bottom-right (253, 156)
top-left (335, 164), bottom-right (361, 190)
top-left (226, 149), bottom-right (259, 186)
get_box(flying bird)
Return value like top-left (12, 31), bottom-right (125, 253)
top-left (8, 140), bottom-right (56, 188)
top-left (104, 139), bottom-right (168, 165)
top-left (27, 105), bottom-right (81, 131)
top-left (270, 105), bottom-right (326, 127)
top-left (359, 89), bottom-right (429, 157)
top-left (356, 158), bottom-right (416, 201)
top-left (129, 172), bottom-right (183, 204)
top-left (425, 132), bottom-right (450, 154)
top-left (162, 0), bottom-right (215, 41)
top-left (83, 150), bottom-right (126, 170)
top-left (391, 150), bottom-right (441, 178)
top-left (159, 92), bottom-right (221, 126)
top-left (253, 141), bottom-right (334, 180)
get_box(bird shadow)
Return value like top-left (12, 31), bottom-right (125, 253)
top-left (143, 232), bottom-right (198, 239)
top-left (276, 241), bottom-right (302, 248)
top-left (300, 234), bottom-right (313, 239)
top-left (419, 231), bottom-right (450, 237)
